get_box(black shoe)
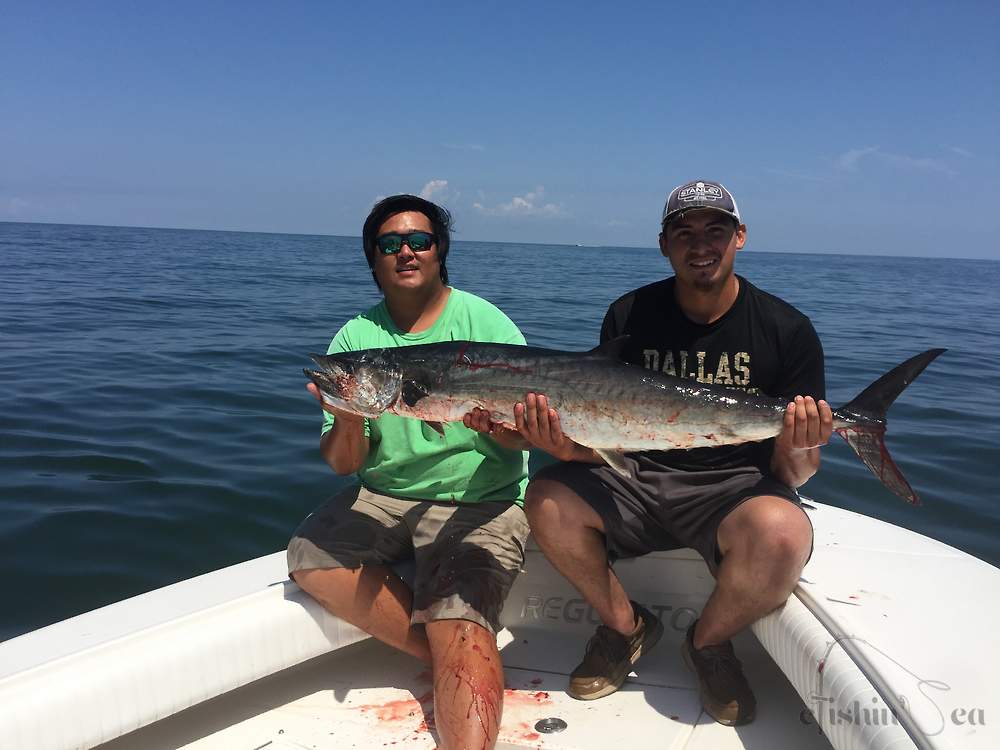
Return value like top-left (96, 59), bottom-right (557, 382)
top-left (568, 601), bottom-right (664, 700)
top-left (681, 619), bottom-right (757, 725)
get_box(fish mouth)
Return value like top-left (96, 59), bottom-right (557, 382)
top-left (303, 367), bottom-right (387, 419)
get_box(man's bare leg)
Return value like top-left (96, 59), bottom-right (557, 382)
top-left (694, 495), bottom-right (812, 648)
top-left (426, 619), bottom-right (505, 750)
top-left (524, 479), bottom-right (635, 634)
top-left (292, 566), bottom-right (432, 663)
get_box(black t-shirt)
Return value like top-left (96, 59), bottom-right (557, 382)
top-left (600, 275), bottom-right (825, 473)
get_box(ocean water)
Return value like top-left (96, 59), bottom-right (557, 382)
top-left (1, 222), bottom-right (998, 641)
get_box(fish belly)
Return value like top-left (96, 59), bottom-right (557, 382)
top-left (388, 361), bottom-right (785, 451)
top-left (553, 397), bottom-right (782, 451)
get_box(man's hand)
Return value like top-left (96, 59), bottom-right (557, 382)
top-left (306, 382), bottom-right (366, 423)
top-left (515, 393), bottom-right (593, 463)
top-left (462, 407), bottom-right (497, 434)
top-left (770, 395), bottom-right (834, 488)
top-left (462, 407), bottom-right (528, 450)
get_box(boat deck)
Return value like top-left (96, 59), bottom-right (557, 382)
top-left (96, 624), bottom-right (831, 750)
top-left (96, 546), bottom-right (832, 750)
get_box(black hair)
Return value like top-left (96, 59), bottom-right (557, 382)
top-left (361, 194), bottom-right (452, 289)
top-left (661, 210), bottom-right (741, 234)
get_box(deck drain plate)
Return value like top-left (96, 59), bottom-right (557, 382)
top-left (534, 717), bottom-right (567, 733)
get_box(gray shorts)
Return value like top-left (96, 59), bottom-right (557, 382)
top-left (287, 484), bottom-right (530, 634)
top-left (533, 455), bottom-right (811, 571)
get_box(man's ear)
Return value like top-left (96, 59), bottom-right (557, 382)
top-left (659, 231), bottom-right (669, 258)
top-left (735, 223), bottom-right (747, 250)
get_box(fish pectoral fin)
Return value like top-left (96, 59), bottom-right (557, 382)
top-left (402, 380), bottom-right (431, 407)
top-left (594, 448), bottom-right (631, 478)
top-left (423, 420), bottom-right (446, 437)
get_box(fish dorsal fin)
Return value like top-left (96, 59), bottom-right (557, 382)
top-left (587, 335), bottom-right (630, 360)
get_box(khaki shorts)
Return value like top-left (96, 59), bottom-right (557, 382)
top-left (287, 484), bottom-right (529, 634)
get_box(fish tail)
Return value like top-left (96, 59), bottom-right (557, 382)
top-left (834, 348), bottom-right (945, 505)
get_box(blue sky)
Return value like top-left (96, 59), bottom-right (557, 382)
top-left (2, 1), bottom-right (998, 257)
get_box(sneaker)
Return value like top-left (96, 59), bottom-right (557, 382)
top-left (681, 619), bottom-right (757, 726)
top-left (568, 601), bottom-right (664, 700)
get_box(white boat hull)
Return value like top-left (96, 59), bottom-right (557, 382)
top-left (1, 501), bottom-right (996, 750)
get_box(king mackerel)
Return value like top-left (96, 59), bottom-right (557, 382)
top-left (305, 338), bottom-right (943, 505)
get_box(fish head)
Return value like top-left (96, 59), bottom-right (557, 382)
top-left (304, 350), bottom-right (403, 419)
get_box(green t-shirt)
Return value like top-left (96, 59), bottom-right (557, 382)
top-left (322, 288), bottom-right (528, 504)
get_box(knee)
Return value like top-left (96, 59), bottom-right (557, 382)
top-left (426, 619), bottom-right (497, 662)
top-left (764, 529), bottom-right (810, 574)
top-left (725, 500), bottom-right (812, 570)
top-left (289, 566), bottom-right (319, 593)
top-left (524, 479), bottom-right (557, 521)
top-left (523, 478), bottom-right (578, 534)
top-left (752, 506), bottom-right (812, 571)
top-left (525, 479), bottom-right (605, 545)
top-left (289, 566), bottom-right (351, 600)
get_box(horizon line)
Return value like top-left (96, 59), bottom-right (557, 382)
top-left (0, 219), bottom-right (992, 263)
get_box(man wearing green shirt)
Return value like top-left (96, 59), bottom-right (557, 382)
top-left (287, 195), bottom-right (529, 750)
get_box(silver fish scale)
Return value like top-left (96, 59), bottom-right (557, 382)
top-left (394, 350), bottom-right (789, 451)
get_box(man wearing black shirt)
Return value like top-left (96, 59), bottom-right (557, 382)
top-left (518, 180), bottom-right (833, 726)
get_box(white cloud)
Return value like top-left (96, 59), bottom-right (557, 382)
top-left (835, 146), bottom-right (956, 177)
top-left (836, 146), bottom-right (880, 172)
top-left (881, 152), bottom-right (955, 175)
top-left (944, 145), bottom-right (972, 158)
top-left (420, 179), bottom-right (449, 200)
top-left (473, 186), bottom-right (565, 218)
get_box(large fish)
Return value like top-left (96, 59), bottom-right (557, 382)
top-left (304, 340), bottom-right (944, 504)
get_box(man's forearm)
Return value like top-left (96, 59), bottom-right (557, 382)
top-left (321, 417), bottom-right (369, 475)
top-left (540, 439), bottom-right (604, 465)
top-left (568, 443), bottom-right (605, 465)
top-left (770, 448), bottom-right (820, 488)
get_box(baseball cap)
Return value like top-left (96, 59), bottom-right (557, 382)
top-left (661, 180), bottom-right (742, 227)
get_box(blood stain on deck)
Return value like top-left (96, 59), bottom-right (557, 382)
top-left (356, 690), bottom-right (436, 731)
top-left (502, 688), bottom-right (553, 706)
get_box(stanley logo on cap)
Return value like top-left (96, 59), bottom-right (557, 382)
top-left (678, 182), bottom-right (724, 203)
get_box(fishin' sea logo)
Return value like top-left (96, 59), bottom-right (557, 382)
top-left (801, 635), bottom-right (986, 737)
top-left (803, 693), bottom-right (906, 730)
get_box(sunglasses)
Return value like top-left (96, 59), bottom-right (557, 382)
top-left (375, 231), bottom-right (437, 255)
